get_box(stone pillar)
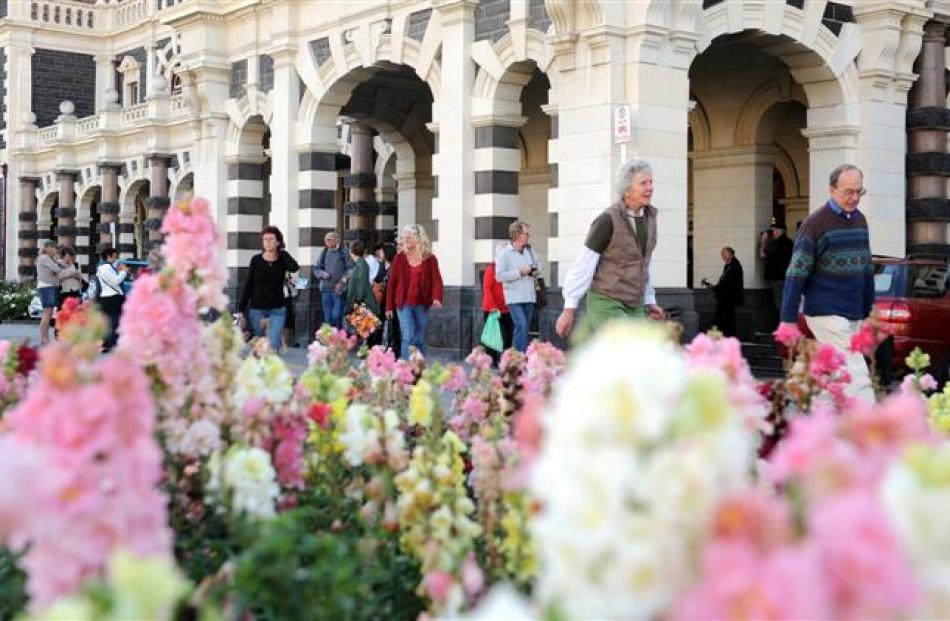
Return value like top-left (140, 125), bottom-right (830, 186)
top-left (344, 121), bottom-right (380, 244)
top-left (97, 163), bottom-right (121, 253)
top-left (95, 54), bottom-right (118, 111)
top-left (432, 0), bottom-right (477, 286)
top-left (690, 147), bottom-right (774, 288)
top-left (906, 21), bottom-right (950, 254)
top-left (544, 107), bottom-right (560, 286)
top-left (268, 46), bottom-right (300, 257)
top-left (16, 177), bottom-right (40, 282)
top-left (145, 154), bottom-right (171, 248)
top-left (225, 156), bottom-right (266, 299)
top-left (118, 216), bottom-right (136, 259)
top-left (55, 170), bottom-right (79, 248)
top-left (472, 116), bottom-right (525, 274)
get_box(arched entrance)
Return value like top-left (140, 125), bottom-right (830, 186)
top-left (78, 185), bottom-right (101, 271)
top-left (687, 28), bottom-right (852, 337)
top-left (121, 179), bottom-right (150, 259)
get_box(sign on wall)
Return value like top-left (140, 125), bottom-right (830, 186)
top-left (613, 105), bottom-right (631, 144)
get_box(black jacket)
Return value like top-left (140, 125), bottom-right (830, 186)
top-left (713, 258), bottom-right (744, 306)
top-left (764, 235), bottom-right (793, 281)
top-left (239, 250), bottom-right (300, 312)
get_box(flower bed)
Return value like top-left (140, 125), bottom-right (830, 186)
top-left (0, 197), bottom-right (948, 620)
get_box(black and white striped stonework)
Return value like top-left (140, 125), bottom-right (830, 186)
top-left (473, 123), bottom-right (521, 265)
top-left (227, 159), bottom-right (266, 291)
top-left (547, 112), bottom-right (559, 286)
top-left (298, 151), bottom-right (343, 267)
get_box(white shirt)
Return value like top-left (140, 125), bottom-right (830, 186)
top-left (561, 247), bottom-right (656, 309)
top-left (96, 262), bottom-right (128, 298)
top-left (366, 255), bottom-right (381, 283)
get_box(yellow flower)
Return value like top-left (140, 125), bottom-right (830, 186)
top-left (409, 379), bottom-right (434, 427)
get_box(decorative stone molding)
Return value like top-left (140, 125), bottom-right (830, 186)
top-left (800, 125), bottom-right (861, 151)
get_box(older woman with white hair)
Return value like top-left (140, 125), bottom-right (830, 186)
top-left (555, 158), bottom-right (666, 339)
top-left (384, 224), bottom-right (444, 359)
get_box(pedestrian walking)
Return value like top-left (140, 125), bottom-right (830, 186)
top-left (313, 231), bottom-right (353, 329)
top-left (495, 221), bottom-right (539, 352)
top-left (238, 226), bottom-right (299, 353)
top-left (385, 224), bottom-right (443, 359)
top-left (556, 159), bottom-right (666, 339)
top-left (95, 247), bottom-right (128, 352)
top-left (36, 241), bottom-right (79, 345)
top-left (760, 221), bottom-right (793, 325)
top-left (345, 241), bottom-right (382, 343)
top-left (482, 258), bottom-right (513, 366)
top-left (703, 246), bottom-right (744, 338)
top-left (377, 242), bottom-right (401, 354)
top-left (781, 164), bottom-right (875, 403)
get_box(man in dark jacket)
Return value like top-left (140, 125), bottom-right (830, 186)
top-left (760, 223), bottom-right (793, 324)
top-left (705, 246), bottom-right (744, 337)
top-left (313, 231), bottom-right (353, 329)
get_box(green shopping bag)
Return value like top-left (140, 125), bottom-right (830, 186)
top-left (480, 310), bottom-right (503, 352)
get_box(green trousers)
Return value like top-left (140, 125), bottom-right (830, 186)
top-left (572, 291), bottom-right (646, 344)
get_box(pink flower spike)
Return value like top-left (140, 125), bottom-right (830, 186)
top-left (424, 570), bottom-right (455, 604)
top-left (773, 322), bottom-right (803, 348)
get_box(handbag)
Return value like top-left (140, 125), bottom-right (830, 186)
top-left (480, 310), bottom-right (504, 352)
top-left (535, 276), bottom-right (548, 307)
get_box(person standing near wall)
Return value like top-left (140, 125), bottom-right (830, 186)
top-left (555, 159), bottom-right (666, 339)
top-left (56, 246), bottom-right (83, 309)
top-left (703, 246), bottom-right (744, 337)
top-left (495, 221), bottom-right (539, 352)
top-left (385, 224), bottom-right (443, 359)
top-left (482, 250), bottom-right (513, 366)
top-left (760, 222), bottom-right (793, 326)
top-left (780, 164), bottom-right (875, 404)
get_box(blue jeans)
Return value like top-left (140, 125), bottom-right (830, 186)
top-left (508, 302), bottom-right (535, 352)
top-left (248, 307), bottom-right (286, 352)
top-left (396, 305), bottom-right (429, 360)
top-left (321, 289), bottom-right (345, 329)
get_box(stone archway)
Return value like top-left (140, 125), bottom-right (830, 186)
top-left (78, 185), bottom-right (101, 271)
top-left (120, 178), bottom-right (149, 259)
top-left (688, 28), bottom-right (852, 288)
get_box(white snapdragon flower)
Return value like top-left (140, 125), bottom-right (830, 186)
top-left (206, 446), bottom-right (279, 520)
top-left (531, 323), bottom-right (758, 619)
top-left (178, 419), bottom-right (222, 458)
top-left (234, 355), bottom-right (293, 410)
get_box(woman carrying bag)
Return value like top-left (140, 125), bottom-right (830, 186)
top-left (344, 241), bottom-right (381, 342)
top-left (238, 226), bottom-right (299, 352)
top-left (481, 260), bottom-right (513, 366)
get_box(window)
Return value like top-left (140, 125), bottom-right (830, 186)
top-left (126, 81), bottom-right (139, 106)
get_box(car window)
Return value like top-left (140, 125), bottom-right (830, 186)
top-left (874, 264), bottom-right (906, 297)
top-left (910, 264), bottom-right (949, 298)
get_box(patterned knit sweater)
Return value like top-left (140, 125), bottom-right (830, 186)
top-left (780, 203), bottom-right (874, 323)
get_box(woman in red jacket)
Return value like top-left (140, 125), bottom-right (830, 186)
top-left (385, 224), bottom-right (444, 359)
top-left (482, 261), bottom-right (513, 366)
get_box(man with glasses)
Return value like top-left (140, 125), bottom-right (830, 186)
top-left (779, 164), bottom-right (875, 403)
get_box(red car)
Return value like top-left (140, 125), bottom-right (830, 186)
top-left (793, 257), bottom-right (950, 381)
top-left (872, 257), bottom-right (950, 381)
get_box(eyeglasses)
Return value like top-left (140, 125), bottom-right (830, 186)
top-left (840, 188), bottom-right (867, 198)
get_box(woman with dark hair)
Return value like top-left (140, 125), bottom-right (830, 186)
top-left (96, 247), bottom-right (128, 351)
top-left (344, 240), bottom-right (381, 342)
top-left (239, 226), bottom-right (299, 352)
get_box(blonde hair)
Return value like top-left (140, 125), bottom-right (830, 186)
top-left (398, 224), bottom-right (432, 257)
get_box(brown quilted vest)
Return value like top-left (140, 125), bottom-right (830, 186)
top-left (590, 201), bottom-right (657, 308)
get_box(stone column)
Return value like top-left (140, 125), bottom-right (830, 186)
top-left (344, 121), bottom-right (380, 245)
top-left (472, 116), bottom-right (525, 275)
top-left (145, 154), bottom-right (171, 248)
top-left (432, 0), bottom-right (477, 286)
top-left (268, 45), bottom-right (300, 256)
top-left (16, 177), bottom-right (40, 282)
top-left (225, 156), bottom-right (266, 299)
top-left (97, 163), bottom-right (121, 253)
top-left (544, 107), bottom-right (560, 286)
top-left (906, 20), bottom-right (949, 254)
top-left (95, 54), bottom-right (118, 111)
top-left (55, 170), bottom-right (79, 248)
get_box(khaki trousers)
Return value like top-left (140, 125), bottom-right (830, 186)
top-left (805, 314), bottom-right (875, 404)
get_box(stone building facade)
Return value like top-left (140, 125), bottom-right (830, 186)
top-left (1, 0), bottom-right (949, 355)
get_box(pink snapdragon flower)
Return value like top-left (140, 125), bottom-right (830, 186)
top-left (0, 347), bottom-right (171, 609)
top-left (161, 197), bottom-right (229, 309)
top-left (773, 322), bottom-right (803, 348)
top-left (366, 346), bottom-right (397, 379)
